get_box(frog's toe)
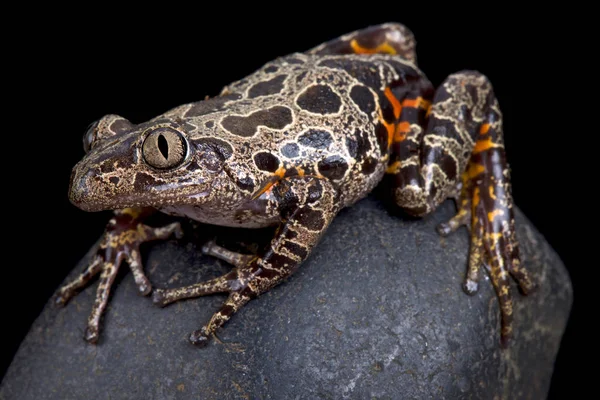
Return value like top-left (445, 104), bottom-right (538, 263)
top-left (189, 329), bottom-right (210, 347)
top-left (436, 207), bottom-right (470, 237)
top-left (462, 278), bottom-right (479, 295)
top-left (151, 288), bottom-right (169, 307)
top-left (84, 326), bottom-right (99, 344)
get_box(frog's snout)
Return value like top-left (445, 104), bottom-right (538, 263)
top-left (68, 163), bottom-right (106, 212)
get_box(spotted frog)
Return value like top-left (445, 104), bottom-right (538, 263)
top-left (58, 23), bottom-right (534, 347)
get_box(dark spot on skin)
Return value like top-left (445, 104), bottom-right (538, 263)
top-left (109, 177), bottom-right (119, 185)
top-left (100, 162), bottom-right (115, 174)
top-left (205, 121), bottom-right (214, 128)
top-left (307, 182), bottom-right (323, 203)
top-left (194, 138), bottom-right (233, 160)
top-left (254, 152), bottom-right (280, 172)
top-left (346, 137), bottom-right (358, 158)
top-left (376, 123), bottom-right (389, 153)
top-left (295, 71), bottom-right (308, 84)
top-left (318, 155), bottom-right (348, 180)
top-left (264, 65), bottom-right (279, 73)
top-left (185, 93), bottom-right (242, 117)
top-left (283, 228), bottom-right (298, 241)
top-left (296, 207), bottom-right (325, 230)
top-left (281, 142), bottom-right (300, 158)
top-left (296, 84), bottom-right (342, 114)
top-left (298, 129), bottom-right (333, 149)
top-left (221, 106), bottom-right (293, 137)
top-left (379, 90), bottom-right (396, 123)
top-left (134, 172), bottom-right (159, 191)
top-left (362, 156), bottom-right (378, 175)
top-left (248, 75), bottom-right (287, 98)
top-left (284, 168), bottom-right (300, 178)
top-left (318, 59), bottom-right (382, 90)
top-left (285, 241), bottom-right (308, 259)
top-left (350, 85), bottom-right (376, 115)
top-left (437, 151), bottom-right (458, 182)
top-left (354, 129), bottom-right (371, 161)
top-left (236, 175), bottom-right (255, 192)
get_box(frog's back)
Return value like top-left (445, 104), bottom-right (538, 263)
top-left (168, 52), bottom-right (424, 207)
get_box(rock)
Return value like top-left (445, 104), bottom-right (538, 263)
top-left (0, 197), bottom-right (571, 399)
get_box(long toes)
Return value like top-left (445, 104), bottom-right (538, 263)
top-left (189, 329), bottom-right (210, 347)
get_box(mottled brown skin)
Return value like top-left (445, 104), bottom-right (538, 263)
top-left (58, 23), bottom-right (533, 347)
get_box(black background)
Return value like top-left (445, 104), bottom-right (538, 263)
top-left (5, 8), bottom-right (586, 398)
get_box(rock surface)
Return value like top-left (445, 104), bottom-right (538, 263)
top-left (1, 197), bottom-right (571, 399)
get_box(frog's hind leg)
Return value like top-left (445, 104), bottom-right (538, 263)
top-left (388, 71), bottom-right (535, 346)
top-left (306, 23), bottom-right (417, 63)
top-left (153, 177), bottom-right (338, 347)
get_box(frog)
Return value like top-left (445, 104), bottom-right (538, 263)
top-left (57, 22), bottom-right (534, 348)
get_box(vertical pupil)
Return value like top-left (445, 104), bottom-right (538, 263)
top-left (157, 134), bottom-right (169, 159)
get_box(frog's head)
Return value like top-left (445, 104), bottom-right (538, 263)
top-left (69, 114), bottom-right (231, 211)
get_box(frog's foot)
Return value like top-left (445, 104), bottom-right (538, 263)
top-left (437, 148), bottom-right (535, 346)
top-left (152, 267), bottom-right (253, 347)
top-left (55, 208), bottom-right (182, 343)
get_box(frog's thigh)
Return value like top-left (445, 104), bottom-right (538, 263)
top-left (306, 23), bottom-right (417, 63)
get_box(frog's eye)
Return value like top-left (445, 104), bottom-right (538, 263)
top-left (142, 128), bottom-right (188, 170)
top-left (83, 114), bottom-right (133, 153)
top-left (83, 121), bottom-right (99, 153)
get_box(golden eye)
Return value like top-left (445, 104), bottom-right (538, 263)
top-left (142, 128), bottom-right (188, 169)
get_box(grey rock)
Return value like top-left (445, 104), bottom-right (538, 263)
top-left (1, 197), bottom-right (571, 399)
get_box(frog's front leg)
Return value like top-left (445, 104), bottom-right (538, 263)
top-left (152, 177), bottom-right (338, 347)
top-left (55, 207), bottom-right (182, 343)
top-left (389, 71), bottom-right (534, 346)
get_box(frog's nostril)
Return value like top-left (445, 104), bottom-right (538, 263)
top-left (68, 166), bottom-right (102, 210)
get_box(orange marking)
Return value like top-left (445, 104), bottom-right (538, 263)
top-left (402, 97), bottom-right (431, 109)
top-left (489, 185), bottom-right (497, 200)
top-left (384, 87), bottom-right (402, 119)
top-left (386, 160), bottom-right (401, 174)
top-left (274, 166), bottom-right (286, 179)
top-left (378, 111), bottom-right (395, 149)
top-left (479, 123), bottom-right (491, 135)
top-left (122, 208), bottom-right (142, 218)
top-left (393, 121), bottom-right (412, 143)
top-left (252, 167), bottom-right (286, 199)
top-left (467, 162), bottom-right (485, 179)
top-left (488, 209), bottom-right (505, 222)
top-left (297, 167), bottom-right (305, 177)
top-left (473, 137), bottom-right (499, 154)
top-left (350, 39), bottom-right (397, 55)
top-left (473, 187), bottom-right (481, 207)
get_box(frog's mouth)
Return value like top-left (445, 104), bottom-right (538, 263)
top-left (68, 160), bottom-right (216, 212)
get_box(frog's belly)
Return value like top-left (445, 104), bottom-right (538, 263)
top-left (160, 205), bottom-right (280, 229)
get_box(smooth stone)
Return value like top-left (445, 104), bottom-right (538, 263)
top-left (0, 196), bottom-right (572, 399)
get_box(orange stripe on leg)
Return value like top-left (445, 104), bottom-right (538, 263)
top-left (384, 87), bottom-right (402, 119)
top-left (402, 97), bottom-right (431, 109)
